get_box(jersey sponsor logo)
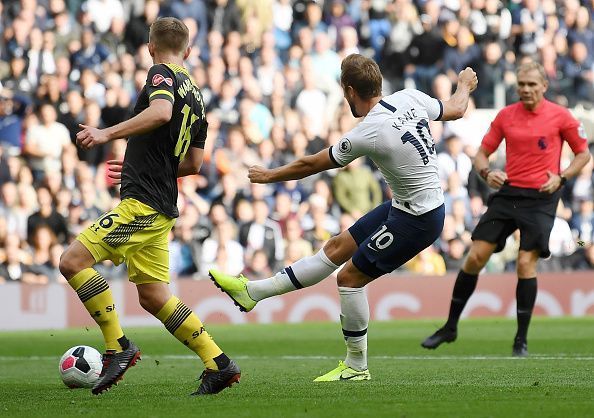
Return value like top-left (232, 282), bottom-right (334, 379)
top-left (578, 123), bottom-right (587, 140)
top-left (338, 138), bottom-right (352, 153)
top-left (152, 73), bottom-right (173, 87)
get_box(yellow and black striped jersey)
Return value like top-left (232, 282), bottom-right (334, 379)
top-left (120, 63), bottom-right (207, 218)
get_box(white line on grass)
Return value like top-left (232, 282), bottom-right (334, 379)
top-left (2, 355), bottom-right (594, 361)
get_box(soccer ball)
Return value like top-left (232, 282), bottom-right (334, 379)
top-left (59, 346), bottom-right (103, 388)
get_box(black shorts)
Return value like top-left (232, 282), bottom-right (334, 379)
top-left (471, 185), bottom-right (561, 258)
top-left (349, 201), bottom-right (445, 278)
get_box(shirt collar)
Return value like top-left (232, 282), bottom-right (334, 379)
top-left (522, 98), bottom-right (547, 115)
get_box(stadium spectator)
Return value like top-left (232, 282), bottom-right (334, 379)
top-left (406, 246), bottom-right (447, 276)
top-left (332, 157), bottom-right (382, 217)
top-left (200, 220), bottom-right (244, 276)
top-left (238, 198), bottom-right (284, 271)
top-left (0, 233), bottom-right (32, 283)
top-left (423, 62), bottom-right (592, 357)
top-left (437, 134), bottom-right (472, 187)
top-left (23, 103), bottom-right (71, 180)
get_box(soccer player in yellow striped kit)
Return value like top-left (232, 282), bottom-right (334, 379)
top-left (59, 17), bottom-right (240, 395)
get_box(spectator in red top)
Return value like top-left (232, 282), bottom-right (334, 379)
top-left (423, 61), bottom-right (592, 357)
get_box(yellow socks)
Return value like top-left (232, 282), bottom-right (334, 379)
top-left (156, 296), bottom-right (224, 370)
top-left (68, 268), bottom-right (125, 352)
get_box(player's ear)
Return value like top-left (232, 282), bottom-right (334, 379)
top-left (148, 42), bottom-right (155, 57)
top-left (183, 46), bottom-right (191, 60)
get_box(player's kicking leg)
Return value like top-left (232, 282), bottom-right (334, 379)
top-left (137, 282), bottom-right (240, 395)
top-left (60, 240), bottom-right (141, 395)
top-left (209, 230), bottom-right (358, 311)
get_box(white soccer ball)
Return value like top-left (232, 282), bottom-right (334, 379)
top-left (59, 346), bottom-right (103, 388)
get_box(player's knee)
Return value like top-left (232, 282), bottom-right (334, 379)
top-left (465, 249), bottom-right (489, 272)
top-left (516, 257), bottom-right (537, 278)
top-left (138, 293), bottom-right (160, 315)
top-left (323, 235), bottom-right (341, 260)
top-left (336, 268), bottom-right (364, 288)
top-left (323, 232), bottom-right (356, 265)
top-left (59, 250), bottom-right (79, 280)
top-left (138, 290), bottom-right (168, 316)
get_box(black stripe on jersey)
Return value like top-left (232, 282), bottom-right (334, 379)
top-left (77, 274), bottom-right (109, 302)
top-left (102, 213), bottom-right (159, 248)
top-left (164, 302), bottom-right (193, 334)
top-left (379, 99), bottom-right (397, 112)
top-left (328, 147), bottom-right (343, 167)
top-left (437, 100), bottom-right (444, 120)
top-left (342, 328), bottom-right (368, 337)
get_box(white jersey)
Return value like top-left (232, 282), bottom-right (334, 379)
top-left (331, 89), bottom-right (444, 216)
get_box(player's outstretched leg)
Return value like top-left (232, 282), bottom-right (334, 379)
top-left (315, 286), bottom-right (371, 382)
top-left (208, 271), bottom-right (257, 312)
top-left (209, 248), bottom-right (340, 312)
top-left (152, 294), bottom-right (240, 394)
top-left (421, 270), bottom-right (478, 349)
top-left (60, 245), bottom-right (141, 395)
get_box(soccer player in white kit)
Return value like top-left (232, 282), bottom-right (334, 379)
top-left (210, 54), bottom-right (478, 381)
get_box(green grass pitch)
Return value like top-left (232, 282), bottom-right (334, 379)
top-left (1, 318), bottom-right (593, 418)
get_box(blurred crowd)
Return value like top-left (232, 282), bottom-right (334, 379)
top-left (0, 0), bottom-right (593, 285)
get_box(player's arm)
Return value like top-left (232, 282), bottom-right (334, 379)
top-left (249, 148), bottom-right (340, 183)
top-left (440, 67), bottom-right (478, 121)
top-left (540, 116), bottom-right (593, 193)
top-left (178, 147), bottom-right (205, 177)
top-left (77, 99), bottom-right (173, 149)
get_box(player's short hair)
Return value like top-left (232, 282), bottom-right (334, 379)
top-left (340, 54), bottom-right (382, 100)
top-left (516, 61), bottom-right (546, 82)
top-left (149, 17), bottom-right (189, 53)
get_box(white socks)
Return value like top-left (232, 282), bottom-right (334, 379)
top-left (247, 249), bottom-right (340, 301)
top-left (339, 286), bottom-right (369, 371)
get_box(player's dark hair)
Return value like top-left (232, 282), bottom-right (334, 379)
top-left (340, 54), bottom-right (382, 100)
top-left (149, 17), bottom-right (189, 54)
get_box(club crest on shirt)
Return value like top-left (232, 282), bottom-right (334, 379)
top-left (339, 138), bottom-right (352, 153)
top-left (152, 73), bottom-right (173, 87)
top-left (537, 136), bottom-right (547, 150)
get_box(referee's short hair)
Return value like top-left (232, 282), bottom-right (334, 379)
top-left (340, 54), bottom-right (382, 100)
top-left (516, 61), bottom-right (547, 82)
top-left (149, 17), bottom-right (189, 54)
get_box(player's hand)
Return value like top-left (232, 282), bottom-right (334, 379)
top-left (486, 169), bottom-right (507, 189)
top-left (458, 67), bottom-right (478, 93)
top-left (76, 124), bottom-right (109, 149)
top-left (107, 159), bottom-right (123, 185)
top-left (248, 165), bottom-right (272, 183)
top-left (539, 170), bottom-right (562, 194)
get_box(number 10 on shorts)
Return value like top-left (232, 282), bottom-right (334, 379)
top-left (367, 225), bottom-right (394, 251)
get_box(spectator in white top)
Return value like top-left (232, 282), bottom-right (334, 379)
top-left (84, 0), bottom-right (125, 34)
top-left (295, 66), bottom-right (327, 137)
top-left (23, 103), bottom-right (71, 180)
top-left (437, 134), bottom-right (473, 186)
